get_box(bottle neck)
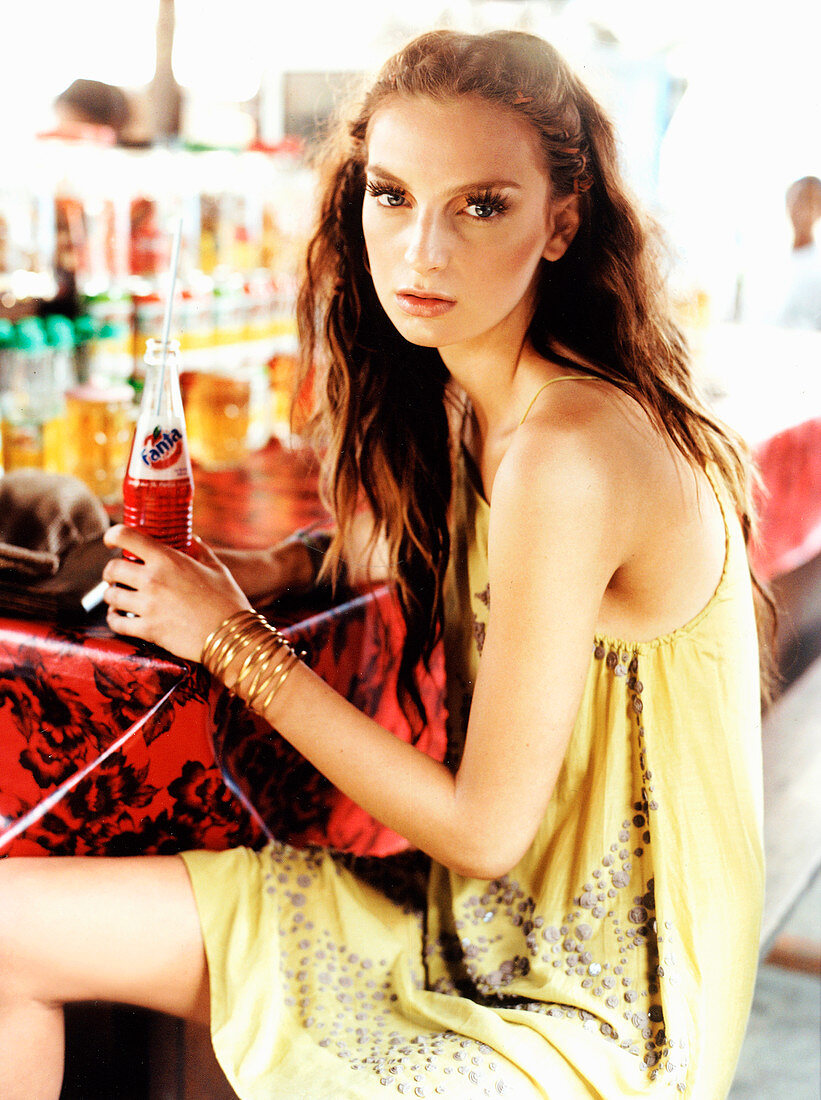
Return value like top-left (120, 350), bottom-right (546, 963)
top-left (141, 351), bottom-right (184, 419)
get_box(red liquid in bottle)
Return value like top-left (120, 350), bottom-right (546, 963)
top-left (122, 475), bottom-right (193, 552)
top-left (122, 338), bottom-right (194, 555)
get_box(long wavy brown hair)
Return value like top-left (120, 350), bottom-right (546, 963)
top-left (297, 28), bottom-right (776, 722)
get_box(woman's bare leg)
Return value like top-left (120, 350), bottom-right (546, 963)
top-left (0, 855), bottom-right (209, 1100)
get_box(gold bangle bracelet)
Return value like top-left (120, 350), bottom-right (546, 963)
top-left (246, 635), bottom-right (288, 688)
top-left (201, 609), bottom-right (260, 672)
top-left (256, 650), bottom-right (301, 711)
top-left (200, 608), bottom-right (303, 713)
top-left (203, 611), bottom-right (273, 681)
top-left (245, 647), bottom-right (295, 709)
top-left (237, 633), bottom-right (286, 697)
top-left (218, 625), bottom-right (275, 684)
top-left (201, 608), bottom-right (257, 661)
top-left (233, 622), bottom-right (277, 684)
top-left (251, 643), bottom-right (296, 699)
top-left (233, 638), bottom-right (274, 691)
top-left (211, 628), bottom-right (255, 682)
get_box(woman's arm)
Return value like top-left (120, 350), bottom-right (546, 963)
top-left (214, 537), bottom-right (318, 602)
top-left (102, 433), bottom-right (623, 879)
top-left (256, 430), bottom-right (621, 877)
top-left (213, 507), bottom-right (392, 603)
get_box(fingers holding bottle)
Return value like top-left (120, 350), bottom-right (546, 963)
top-left (102, 524), bottom-right (252, 660)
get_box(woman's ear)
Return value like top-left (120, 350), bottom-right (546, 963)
top-left (542, 193), bottom-right (581, 262)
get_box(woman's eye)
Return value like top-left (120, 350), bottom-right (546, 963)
top-left (466, 202), bottom-right (497, 219)
top-left (366, 181), bottom-right (406, 208)
top-left (464, 191), bottom-right (509, 220)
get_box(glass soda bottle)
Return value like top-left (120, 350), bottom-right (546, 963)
top-left (123, 337), bottom-right (194, 554)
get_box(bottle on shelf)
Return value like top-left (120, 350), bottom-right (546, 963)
top-left (84, 287), bottom-right (134, 383)
top-left (122, 337), bottom-right (193, 554)
top-left (72, 312), bottom-right (96, 384)
top-left (0, 318), bottom-right (15, 472)
top-left (64, 374), bottom-right (136, 504)
top-left (44, 313), bottom-right (78, 394)
top-left (0, 317), bottom-right (14, 376)
top-left (0, 317), bottom-right (67, 473)
top-left (64, 313), bottom-right (135, 505)
top-left (132, 290), bottom-right (167, 389)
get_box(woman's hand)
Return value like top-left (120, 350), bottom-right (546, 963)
top-left (102, 525), bottom-right (252, 661)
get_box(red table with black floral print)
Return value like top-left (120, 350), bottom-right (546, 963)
top-left (0, 441), bottom-right (447, 860)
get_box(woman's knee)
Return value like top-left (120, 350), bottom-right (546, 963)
top-left (0, 859), bottom-right (50, 1001)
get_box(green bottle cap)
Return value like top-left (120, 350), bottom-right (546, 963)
top-left (14, 317), bottom-right (48, 351)
top-left (73, 314), bottom-right (97, 344)
top-left (45, 314), bottom-right (76, 348)
top-left (98, 321), bottom-right (128, 340)
top-left (84, 287), bottom-right (131, 306)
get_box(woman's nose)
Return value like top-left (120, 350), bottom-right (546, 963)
top-left (404, 211), bottom-right (449, 274)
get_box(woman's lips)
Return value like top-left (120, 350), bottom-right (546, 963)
top-left (395, 290), bottom-right (455, 318)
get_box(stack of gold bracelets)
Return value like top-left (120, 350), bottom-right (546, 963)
top-left (200, 609), bottom-right (304, 712)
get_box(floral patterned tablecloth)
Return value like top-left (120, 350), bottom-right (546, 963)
top-left (0, 586), bottom-right (446, 859)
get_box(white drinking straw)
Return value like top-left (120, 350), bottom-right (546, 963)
top-left (156, 215), bottom-right (184, 415)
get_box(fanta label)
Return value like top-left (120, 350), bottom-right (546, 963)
top-left (127, 416), bottom-right (192, 480)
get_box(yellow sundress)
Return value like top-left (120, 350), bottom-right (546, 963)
top-left (181, 426), bottom-right (764, 1099)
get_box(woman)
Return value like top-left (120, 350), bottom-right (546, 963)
top-left (0, 30), bottom-right (767, 1099)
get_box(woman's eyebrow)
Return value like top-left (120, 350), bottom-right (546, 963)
top-left (366, 164), bottom-right (523, 196)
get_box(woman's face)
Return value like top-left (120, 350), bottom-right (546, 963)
top-left (362, 94), bottom-right (571, 358)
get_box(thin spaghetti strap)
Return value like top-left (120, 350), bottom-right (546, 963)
top-left (519, 374), bottom-right (598, 426)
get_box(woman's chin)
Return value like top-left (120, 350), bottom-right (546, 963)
top-left (386, 313), bottom-right (455, 349)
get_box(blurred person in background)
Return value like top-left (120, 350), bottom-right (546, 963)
top-left (53, 77), bottom-right (151, 146)
top-left (777, 175), bottom-right (821, 329)
top-left (1, 29), bottom-right (771, 1100)
top-left (739, 174), bottom-right (821, 329)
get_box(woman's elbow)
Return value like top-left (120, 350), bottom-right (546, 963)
top-left (442, 828), bottom-right (532, 881)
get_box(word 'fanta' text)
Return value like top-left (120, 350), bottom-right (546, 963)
top-left (141, 426), bottom-right (184, 470)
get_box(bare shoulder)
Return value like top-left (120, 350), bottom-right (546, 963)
top-left (492, 378), bottom-right (651, 543)
top-left (502, 376), bottom-right (695, 503)
top-left (484, 380), bottom-right (638, 606)
top-left (489, 376), bottom-right (719, 573)
top-left (490, 375), bottom-right (727, 640)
